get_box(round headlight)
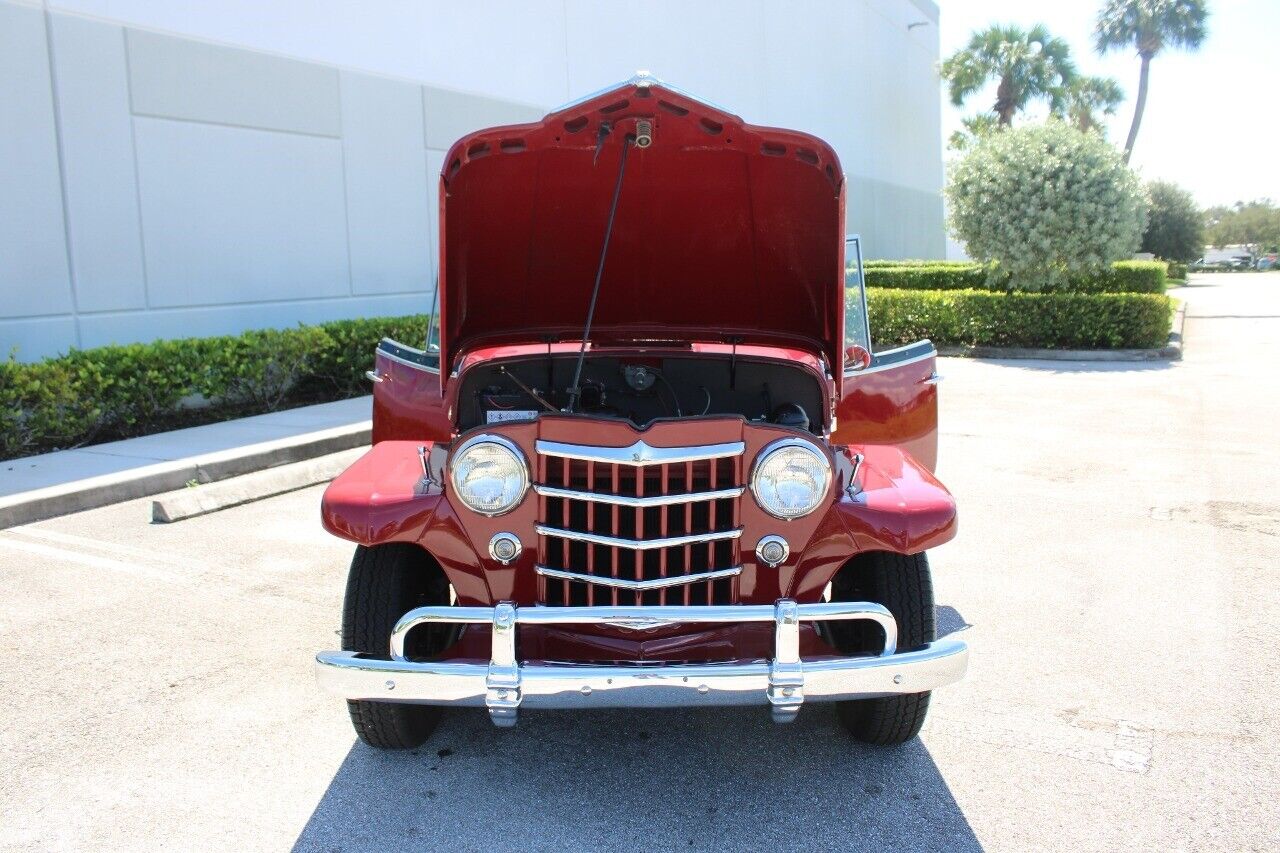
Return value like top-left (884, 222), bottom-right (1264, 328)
top-left (750, 439), bottom-right (831, 519)
top-left (449, 436), bottom-right (529, 516)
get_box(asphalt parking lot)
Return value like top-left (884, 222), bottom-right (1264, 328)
top-left (2, 273), bottom-right (1278, 852)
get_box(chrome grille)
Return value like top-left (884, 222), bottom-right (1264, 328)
top-left (534, 440), bottom-right (744, 606)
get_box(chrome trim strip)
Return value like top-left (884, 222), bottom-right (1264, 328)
top-left (377, 345), bottom-right (441, 375)
top-left (315, 599), bottom-right (969, 723)
top-left (534, 524), bottom-right (742, 550)
top-left (535, 439), bottom-right (744, 467)
top-left (844, 348), bottom-right (936, 377)
top-left (535, 564), bottom-right (742, 591)
top-left (873, 340), bottom-right (935, 359)
top-left (532, 484), bottom-right (744, 507)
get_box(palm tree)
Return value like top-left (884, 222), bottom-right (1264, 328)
top-left (948, 114), bottom-right (1000, 151)
top-left (1095, 0), bottom-right (1209, 162)
top-left (1060, 76), bottom-right (1125, 133)
top-left (940, 24), bottom-right (1077, 126)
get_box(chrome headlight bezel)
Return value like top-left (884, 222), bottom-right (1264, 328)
top-left (749, 437), bottom-right (832, 520)
top-left (448, 434), bottom-right (530, 517)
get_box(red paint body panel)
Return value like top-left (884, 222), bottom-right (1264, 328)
top-left (436, 79), bottom-right (846, 372)
top-left (834, 352), bottom-right (939, 471)
top-left (370, 348), bottom-right (450, 444)
top-left (321, 441), bottom-right (440, 545)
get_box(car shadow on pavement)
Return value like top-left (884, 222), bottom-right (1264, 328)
top-left (294, 706), bottom-right (980, 852)
top-left (936, 604), bottom-right (970, 638)
top-left (294, 603), bottom-right (980, 853)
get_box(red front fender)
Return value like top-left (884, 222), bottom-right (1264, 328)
top-left (833, 444), bottom-right (957, 555)
top-left (321, 441), bottom-right (441, 545)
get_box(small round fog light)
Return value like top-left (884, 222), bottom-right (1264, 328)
top-left (756, 535), bottom-right (789, 568)
top-left (488, 533), bottom-right (522, 565)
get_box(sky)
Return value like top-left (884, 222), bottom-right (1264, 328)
top-left (937, 0), bottom-right (1280, 208)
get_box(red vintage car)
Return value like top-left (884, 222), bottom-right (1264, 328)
top-left (315, 75), bottom-right (967, 749)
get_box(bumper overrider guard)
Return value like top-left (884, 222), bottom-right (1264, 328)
top-left (315, 599), bottom-right (969, 726)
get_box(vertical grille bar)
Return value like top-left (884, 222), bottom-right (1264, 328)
top-left (536, 442), bottom-right (743, 607)
top-left (561, 456), bottom-right (570, 605)
top-left (585, 460), bottom-right (595, 607)
top-left (658, 463), bottom-right (669, 605)
top-left (635, 463), bottom-right (645, 608)
top-left (614, 458), bottom-right (624, 604)
top-left (683, 460), bottom-right (694, 606)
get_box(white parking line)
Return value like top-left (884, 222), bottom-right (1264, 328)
top-left (7, 525), bottom-right (210, 573)
top-left (0, 535), bottom-right (182, 583)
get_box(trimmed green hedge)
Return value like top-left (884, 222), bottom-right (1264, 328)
top-left (864, 263), bottom-right (989, 290)
top-left (861, 260), bottom-right (1167, 294)
top-left (1166, 261), bottom-right (1188, 282)
top-left (866, 288), bottom-right (1173, 350)
top-left (1, 315), bottom-right (427, 460)
top-left (861, 259), bottom-right (978, 268)
top-left (2, 287), bottom-right (1174, 461)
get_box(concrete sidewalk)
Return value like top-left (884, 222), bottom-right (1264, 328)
top-left (0, 397), bottom-right (372, 528)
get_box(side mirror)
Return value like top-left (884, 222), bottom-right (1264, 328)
top-left (845, 345), bottom-right (872, 373)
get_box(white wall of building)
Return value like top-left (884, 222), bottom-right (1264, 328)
top-left (1, 0), bottom-right (942, 361)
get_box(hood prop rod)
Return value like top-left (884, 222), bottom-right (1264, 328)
top-left (565, 125), bottom-right (632, 414)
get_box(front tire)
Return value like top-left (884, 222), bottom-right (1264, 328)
top-left (828, 551), bottom-right (936, 745)
top-left (342, 543), bottom-right (454, 750)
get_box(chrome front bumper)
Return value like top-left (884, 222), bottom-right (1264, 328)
top-left (314, 599), bottom-right (969, 726)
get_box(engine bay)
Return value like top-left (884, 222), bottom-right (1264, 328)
top-left (454, 352), bottom-right (825, 434)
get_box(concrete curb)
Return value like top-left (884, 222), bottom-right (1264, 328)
top-left (151, 448), bottom-right (364, 523)
top-left (938, 299), bottom-right (1186, 362)
top-left (0, 422), bottom-right (369, 529)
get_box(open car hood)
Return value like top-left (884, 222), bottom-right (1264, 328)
top-left (438, 75), bottom-right (846, 372)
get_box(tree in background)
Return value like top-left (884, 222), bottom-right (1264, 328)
top-left (948, 114), bottom-right (1000, 151)
top-left (1204, 200), bottom-right (1280, 255)
top-left (940, 24), bottom-right (1076, 126)
top-left (1141, 181), bottom-right (1205, 262)
top-left (1060, 75), bottom-right (1125, 133)
top-left (946, 122), bottom-right (1146, 289)
top-left (1095, 0), bottom-right (1209, 163)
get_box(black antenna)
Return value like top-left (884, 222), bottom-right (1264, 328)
top-left (565, 130), bottom-right (633, 413)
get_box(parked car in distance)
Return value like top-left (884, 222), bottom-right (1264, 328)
top-left (313, 75), bottom-right (969, 749)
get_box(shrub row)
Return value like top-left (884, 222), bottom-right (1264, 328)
top-left (1166, 261), bottom-right (1188, 281)
top-left (1, 315), bottom-right (427, 460)
top-left (1, 287), bottom-right (1174, 461)
top-left (865, 288), bottom-right (1173, 350)
top-left (861, 259), bottom-right (978, 268)
top-left (861, 260), bottom-right (1167, 294)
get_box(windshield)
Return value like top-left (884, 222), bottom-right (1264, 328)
top-left (843, 235), bottom-right (871, 363)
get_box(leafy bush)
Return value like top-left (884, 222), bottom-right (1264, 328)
top-left (1, 315), bottom-right (427, 460)
top-left (946, 122), bottom-right (1147, 289)
top-left (864, 264), bottom-right (989, 290)
top-left (864, 288), bottom-right (1172, 350)
top-left (862, 259), bottom-right (979, 268)
top-left (1141, 180), bottom-right (1205, 263)
top-left (1084, 261), bottom-right (1166, 293)
top-left (862, 259), bottom-right (1165, 293)
top-left (1166, 261), bottom-right (1188, 282)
